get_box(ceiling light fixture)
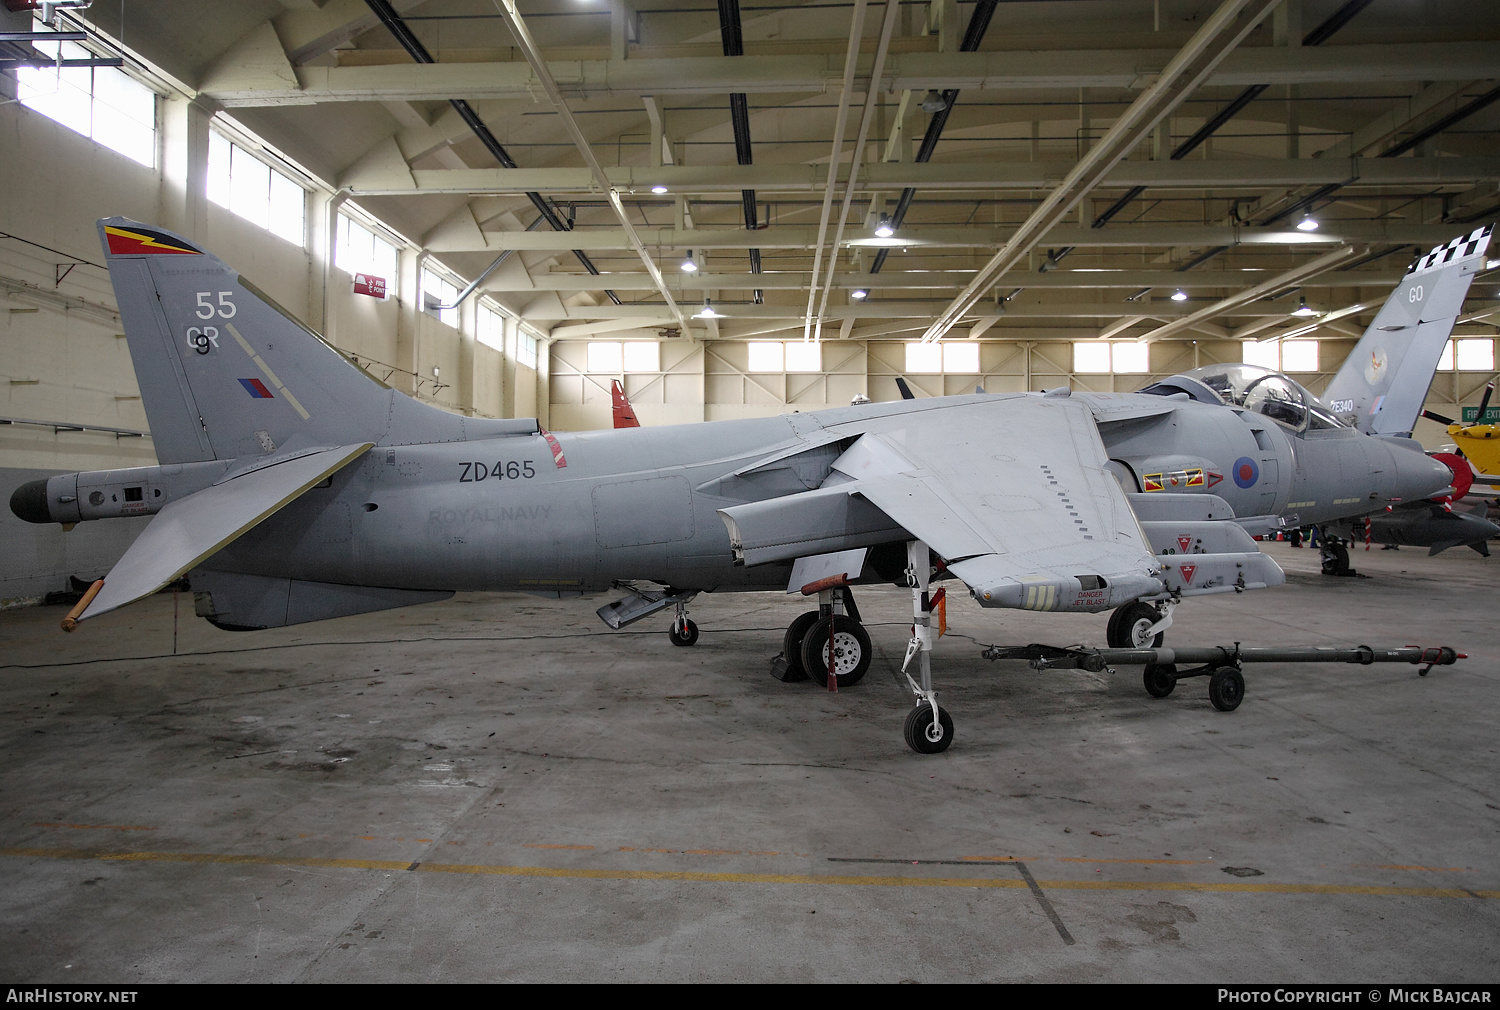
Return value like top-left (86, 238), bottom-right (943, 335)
top-left (851, 288), bottom-right (868, 300)
top-left (680, 250), bottom-right (698, 273)
top-left (1170, 289), bottom-right (1188, 302)
top-left (695, 300), bottom-right (721, 319)
top-left (1296, 214), bottom-right (1319, 232)
top-left (651, 184), bottom-right (669, 195)
top-left (873, 215), bottom-right (895, 239)
top-left (919, 90), bottom-right (947, 113)
top-left (1291, 296), bottom-right (1318, 317)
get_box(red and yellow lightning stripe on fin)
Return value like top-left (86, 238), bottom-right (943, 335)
top-left (103, 225), bottom-right (202, 256)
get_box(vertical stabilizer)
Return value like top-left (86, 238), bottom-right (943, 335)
top-left (100, 218), bottom-right (397, 462)
top-left (1322, 225), bottom-right (1493, 436)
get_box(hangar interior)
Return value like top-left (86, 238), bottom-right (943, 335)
top-left (1, 0), bottom-right (1498, 984)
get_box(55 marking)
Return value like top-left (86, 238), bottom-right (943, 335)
top-left (195, 291), bottom-right (237, 319)
top-left (460, 460), bottom-right (537, 483)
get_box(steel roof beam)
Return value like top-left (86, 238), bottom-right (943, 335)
top-left (341, 156), bottom-right (1500, 197)
top-left (428, 221), bottom-right (1473, 253)
top-left (477, 270), bottom-right (1405, 293)
top-left (207, 42), bottom-right (1500, 106)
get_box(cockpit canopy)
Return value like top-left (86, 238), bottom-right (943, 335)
top-left (1140, 363), bottom-right (1348, 433)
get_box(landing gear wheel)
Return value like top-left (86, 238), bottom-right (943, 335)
top-left (903, 703), bottom-right (955, 754)
top-left (1107, 601), bottom-right (1164, 649)
top-left (775, 610), bottom-right (820, 682)
top-left (667, 619), bottom-right (699, 647)
top-left (1321, 542), bottom-right (1351, 577)
top-left (1143, 663), bottom-right (1177, 698)
top-left (800, 614), bottom-right (872, 688)
top-left (1208, 666), bottom-right (1245, 712)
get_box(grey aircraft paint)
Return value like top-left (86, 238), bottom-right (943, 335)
top-left (8, 219), bottom-right (1486, 638)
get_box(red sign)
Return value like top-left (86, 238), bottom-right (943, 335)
top-left (353, 273), bottom-right (387, 299)
top-left (1178, 564), bottom-right (1197, 584)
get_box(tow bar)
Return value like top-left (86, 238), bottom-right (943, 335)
top-left (979, 644), bottom-right (1465, 712)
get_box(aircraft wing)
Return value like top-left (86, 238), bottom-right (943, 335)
top-left (829, 395), bottom-right (1166, 611)
top-left (70, 442), bottom-right (374, 625)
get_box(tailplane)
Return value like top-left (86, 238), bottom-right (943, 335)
top-left (1322, 224), bottom-right (1493, 436)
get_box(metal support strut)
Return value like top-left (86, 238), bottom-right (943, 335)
top-left (901, 539), bottom-right (953, 752)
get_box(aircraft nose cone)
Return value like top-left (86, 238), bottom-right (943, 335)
top-left (1390, 444), bottom-right (1461, 503)
top-left (9, 478), bottom-right (52, 524)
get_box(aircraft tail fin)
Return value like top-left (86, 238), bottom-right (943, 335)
top-left (99, 218), bottom-right (537, 464)
top-left (611, 379), bottom-right (641, 428)
top-left (1322, 224), bottom-right (1493, 436)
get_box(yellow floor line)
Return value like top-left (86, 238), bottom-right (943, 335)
top-left (1, 846), bottom-right (1494, 899)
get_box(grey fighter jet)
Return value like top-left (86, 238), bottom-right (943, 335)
top-left (9, 220), bottom-right (1486, 752)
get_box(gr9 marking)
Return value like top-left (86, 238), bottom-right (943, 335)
top-left (186, 326), bottom-right (219, 354)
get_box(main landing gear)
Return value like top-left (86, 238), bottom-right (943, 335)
top-left (771, 541), bottom-right (954, 754)
top-left (773, 584), bottom-right (871, 688)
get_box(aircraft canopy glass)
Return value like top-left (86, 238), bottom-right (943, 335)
top-left (1174, 363), bottom-right (1347, 432)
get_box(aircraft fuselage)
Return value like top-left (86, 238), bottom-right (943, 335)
top-left (199, 391), bottom-right (1449, 595)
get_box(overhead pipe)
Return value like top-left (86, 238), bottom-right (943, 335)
top-left (1050, 0), bottom-right (1377, 274)
top-left (363, 0), bottom-right (622, 305)
top-left (488, 0), bottom-right (691, 336)
top-left (865, 0), bottom-right (999, 278)
top-left (809, 0), bottom-right (901, 342)
top-left (430, 215), bottom-right (545, 310)
top-left (918, 0), bottom-right (1286, 344)
top-left (801, 0), bottom-right (871, 341)
top-left (717, 0), bottom-right (763, 302)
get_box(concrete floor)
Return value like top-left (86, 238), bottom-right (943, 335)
top-left (1, 541), bottom-right (1496, 983)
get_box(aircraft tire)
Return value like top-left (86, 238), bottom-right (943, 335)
top-left (1107, 601), bottom-right (1164, 649)
top-left (903, 703), bottom-right (954, 754)
top-left (1143, 663), bottom-right (1177, 698)
top-left (668, 619), bottom-right (699, 647)
top-left (800, 615), bottom-right (872, 688)
top-left (1321, 542), bottom-right (1351, 577)
top-left (1208, 666), bottom-right (1245, 712)
top-left (777, 611), bottom-right (821, 681)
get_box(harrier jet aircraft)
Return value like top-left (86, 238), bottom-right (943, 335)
top-left (9, 220), bottom-right (1487, 752)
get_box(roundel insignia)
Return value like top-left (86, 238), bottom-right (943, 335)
top-left (1233, 456), bottom-right (1259, 489)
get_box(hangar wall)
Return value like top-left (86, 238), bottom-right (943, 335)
top-left (0, 98), bottom-right (544, 477)
top-left (546, 335), bottom-right (1376, 432)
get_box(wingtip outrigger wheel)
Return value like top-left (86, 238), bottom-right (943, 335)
top-left (60, 579), bottom-right (104, 632)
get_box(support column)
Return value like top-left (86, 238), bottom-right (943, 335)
top-left (501, 314), bottom-right (518, 419)
top-left (535, 337), bottom-right (552, 429)
top-left (458, 291), bottom-right (476, 415)
top-left (159, 96), bottom-right (210, 245)
top-left (310, 190), bottom-right (345, 343)
top-left (393, 248), bottom-right (424, 397)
